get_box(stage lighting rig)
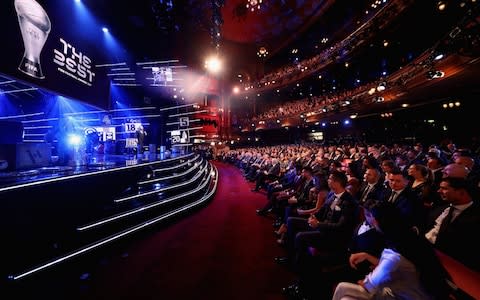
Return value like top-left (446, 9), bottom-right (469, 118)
top-left (210, 0), bottom-right (224, 52)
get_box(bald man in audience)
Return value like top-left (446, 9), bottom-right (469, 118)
top-left (442, 163), bottom-right (469, 179)
top-left (454, 156), bottom-right (475, 171)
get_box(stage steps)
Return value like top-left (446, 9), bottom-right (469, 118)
top-left (0, 152), bottom-right (217, 282)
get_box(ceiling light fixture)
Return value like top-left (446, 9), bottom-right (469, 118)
top-left (376, 82), bottom-right (386, 91)
top-left (437, 1), bottom-right (446, 11)
top-left (246, 0), bottom-right (263, 12)
top-left (426, 70), bottom-right (445, 79)
top-left (204, 56), bottom-right (222, 74)
top-left (257, 47), bottom-right (268, 58)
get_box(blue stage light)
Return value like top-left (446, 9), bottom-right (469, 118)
top-left (68, 134), bottom-right (82, 146)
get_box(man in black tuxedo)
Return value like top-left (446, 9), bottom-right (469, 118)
top-left (358, 167), bottom-right (386, 204)
top-left (135, 125), bottom-right (147, 154)
top-left (252, 158), bottom-right (281, 191)
top-left (276, 171), bottom-right (358, 266)
top-left (425, 177), bottom-right (480, 271)
top-left (288, 199), bottom-right (386, 299)
top-left (383, 168), bottom-right (425, 233)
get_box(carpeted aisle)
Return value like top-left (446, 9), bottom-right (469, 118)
top-left (75, 160), bottom-right (295, 300)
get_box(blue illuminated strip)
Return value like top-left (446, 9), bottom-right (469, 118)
top-left (0, 112), bottom-right (44, 120)
top-left (0, 80), bottom-right (15, 85)
top-left (64, 110), bottom-right (106, 116)
top-left (111, 83), bottom-right (142, 87)
top-left (22, 118), bottom-right (59, 123)
top-left (107, 73), bottom-right (135, 76)
top-left (0, 87), bottom-right (38, 95)
top-left (24, 126), bottom-right (53, 130)
top-left (136, 59), bottom-right (179, 65)
top-left (95, 62), bottom-right (126, 67)
top-left (9, 165), bottom-right (217, 281)
top-left (69, 118), bottom-right (100, 122)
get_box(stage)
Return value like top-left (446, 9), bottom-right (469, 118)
top-left (0, 152), bottom-right (179, 191)
top-left (0, 151), bottom-right (218, 282)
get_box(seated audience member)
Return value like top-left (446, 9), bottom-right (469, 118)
top-left (442, 163), bottom-right (469, 179)
top-left (425, 177), bottom-right (480, 271)
top-left (252, 158), bottom-right (281, 191)
top-left (256, 165), bottom-right (302, 216)
top-left (380, 160), bottom-right (396, 188)
top-left (358, 167), bottom-right (385, 204)
top-left (333, 201), bottom-right (451, 300)
top-left (267, 166), bottom-right (314, 225)
top-left (346, 176), bottom-right (360, 192)
top-left (427, 154), bottom-right (446, 190)
top-left (285, 166), bottom-right (315, 209)
top-left (451, 155), bottom-right (480, 194)
top-left (383, 168), bottom-right (425, 234)
top-left (275, 171), bottom-right (358, 268)
top-left (407, 163), bottom-right (437, 208)
top-left (268, 164), bottom-right (301, 198)
top-left (276, 183), bottom-right (330, 245)
top-left (286, 199), bottom-right (385, 299)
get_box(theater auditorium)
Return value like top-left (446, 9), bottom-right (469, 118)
top-left (1, 0), bottom-right (479, 299)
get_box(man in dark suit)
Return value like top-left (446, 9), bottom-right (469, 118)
top-left (135, 124), bottom-right (147, 154)
top-left (427, 154), bottom-right (446, 190)
top-left (425, 177), bottom-right (480, 271)
top-left (275, 170), bottom-right (358, 266)
top-left (288, 199), bottom-right (386, 299)
top-left (277, 170), bottom-right (359, 299)
top-left (382, 168), bottom-right (425, 233)
top-left (252, 158), bottom-right (281, 191)
top-left (358, 167), bottom-right (386, 204)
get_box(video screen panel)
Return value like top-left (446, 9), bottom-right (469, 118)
top-left (0, 1), bottom-right (111, 108)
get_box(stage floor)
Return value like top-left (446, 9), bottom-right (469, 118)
top-left (0, 152), bottom-right (186, 190)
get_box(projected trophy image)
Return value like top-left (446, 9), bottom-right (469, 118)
top-left (14, 0), bottom-right (51, 79)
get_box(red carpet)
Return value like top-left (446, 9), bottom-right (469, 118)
top-left (72, 161), bottom-right (295, 300)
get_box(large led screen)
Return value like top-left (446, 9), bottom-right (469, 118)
top-left (0, 0), bottom-right (111, 108)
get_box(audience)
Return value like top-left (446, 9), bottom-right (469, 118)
top-left (219, 139), bottom-right (480, 300)
top-left (332, 201), bottom-right (450, 300)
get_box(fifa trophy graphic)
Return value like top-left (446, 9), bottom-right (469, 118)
top-left (14, 0), bottom-right (51, 79)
